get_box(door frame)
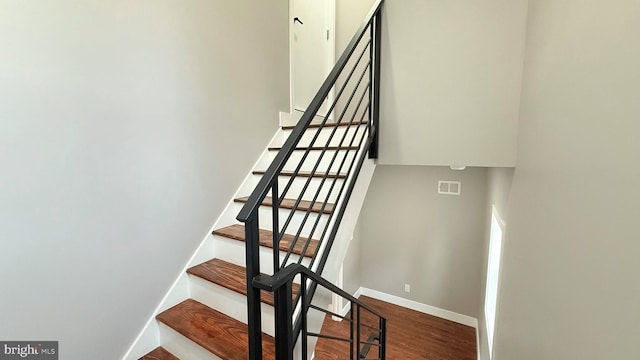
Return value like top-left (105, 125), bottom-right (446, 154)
top-left (289, 0), bottom-right (336, 117)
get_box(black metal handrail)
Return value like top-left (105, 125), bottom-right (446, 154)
top-left (236, 0), bottom-right (383, 223)
top-left (236, 0), bottom-right (384, 358)
top-left (254, 264), bottom-right (387, 360)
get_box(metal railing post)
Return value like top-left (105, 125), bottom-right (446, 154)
top-left (380, 317), bottom-right (387, 359)
top-left (274, 281), bottom-right (294, 360)
top-left (272, 182), bottom-right (281, 273)
top-left (356, 305), bottom-right (362, 358)
top-left (369, 10), bottom-right (382, 159)
top-left (245, 216), bottom-right (263, 360)
top-left (350, 302), bottom-right (355, 360)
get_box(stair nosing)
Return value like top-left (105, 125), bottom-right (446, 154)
top-left (186, 258), bottom-right (299, 307)
top-left (234, 196), bottom-right (334, 215)
top-left (138, 346), bottom-right (179, 360)
top-left (267, 146), bottom-right (359, 151)
top-left (282, 121), bottom-right (368, 130)
top-left (252, 170), bottom-right (347, 179)
top-left (156, 299), bottom-right (275, 360)
top-left (211, 224), bottom-right (318, 258)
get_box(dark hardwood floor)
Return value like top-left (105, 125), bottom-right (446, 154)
top-left (314, 296), bottom-right (477, 360)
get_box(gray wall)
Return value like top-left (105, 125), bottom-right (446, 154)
top-left (358, 166), bottom-right (487, 318)
top-left (494, 0), bottom-right (640, 358)
top-left (0, 1), bottom-right (288, 359)
top-left (378, 0), bottom-right (527, 167)
top-left (478, 168), bottom-right (514, 360)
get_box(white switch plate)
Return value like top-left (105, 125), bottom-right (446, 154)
top-left (404, 284), bottom-right (411, 293)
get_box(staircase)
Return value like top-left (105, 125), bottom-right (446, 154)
top-left (130, 1), bottom-right (385, 359)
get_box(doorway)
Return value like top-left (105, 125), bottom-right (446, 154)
top-left (291, 0), bottom-right (335, 117)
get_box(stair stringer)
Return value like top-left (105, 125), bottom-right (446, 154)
top-left (123, 124), bottom-right (377, 360)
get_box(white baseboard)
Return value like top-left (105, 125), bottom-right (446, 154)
top-left (353, 287), bottom-right (363, 300)
top-left (357, 287), bottom-right (479, 328)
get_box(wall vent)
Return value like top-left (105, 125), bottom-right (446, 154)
top-left (438, 181), bottom-right (461, 195)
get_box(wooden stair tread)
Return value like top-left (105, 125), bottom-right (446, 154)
top-left (268, 146), bottom-right (359, 151)
top-left (253, 170), bottom-right (347, 179)
top-left (234, 196), bottom-right (334, 214)
top-left (212, 224), bottom-right (318, 258)
top-left (282, 121), bottom-right (368, 130)
top-left (139, 347), bottom-right (179, 360)
top-left (187, 258), bottom-right (299, 306)
top-left (157, 299), bottom-right (275, 360)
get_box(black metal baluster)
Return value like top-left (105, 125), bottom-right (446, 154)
top-left (277, 41), bottom-right (372, 209)
top-left (299, 99), bottom-right (370, 267)
top-left (307, 104), bottom-right (370, 268)
top-left (301, 274), bottom-right (308, 359)
top-left (278, 46), bottom-right (372, 257)
top-left (272, 182), bottom-right (280, 273)
top-left (379, 316), bottom-right (386, 359)
top-left (357, 304), bottom-right (362, 359)
top-left (285, 68), bottom-right (371, 267)
top-left (299, 114), bottom-right (371, 325)
top-left (368, 20), bottom-right (374, 156)
top-left (350, 301), bottom-right (356, 360)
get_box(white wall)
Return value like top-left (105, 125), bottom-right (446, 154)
top-left (0, 1), bottom-right (288, 358)
top-left (478, 168), bottom-right (514, 360)
top-left (378, 0), bottom-right (528, 167)
top-left (358, 166), bottom-right (487, 318)
top-left (494, 0), bottom-right (640, 358)
top-left (342, 221), bottom-right (363, 296)
top-left (336, 0), bottom-right (377, 57)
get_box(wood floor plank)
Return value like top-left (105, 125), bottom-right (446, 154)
top-left (314, 296), bottom-right (477, 360)
top-left (138, 347), bottom-right (179, 360)
top-left (212, 224), bottom-right (318, 258)
top-left (156, 299), bottom-right (275, 360)
top-left (234, 196), bottom-right (334, 214)
top-left (187, 258), bottom-right (299, 306)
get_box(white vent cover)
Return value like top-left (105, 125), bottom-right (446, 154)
top-left (438, 181), bottom-right (461, 195)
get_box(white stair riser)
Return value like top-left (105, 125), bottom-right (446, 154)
top-left (158, 323), bottom-right (222, 360)
top-left (279, 176), bottom-right (343, 204)
top-left (238, 176), bottom-right (344, 204)
top-left (189, 276), bottom-right (276, 337)
top-left (274, 150), bottom-right (359, 174)
top-left (275, 125), bottom-right (367, 148)
top-left (232, 203), bottom-right (331, 239)
top-left (212, 235), bottom-right (311, 275)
